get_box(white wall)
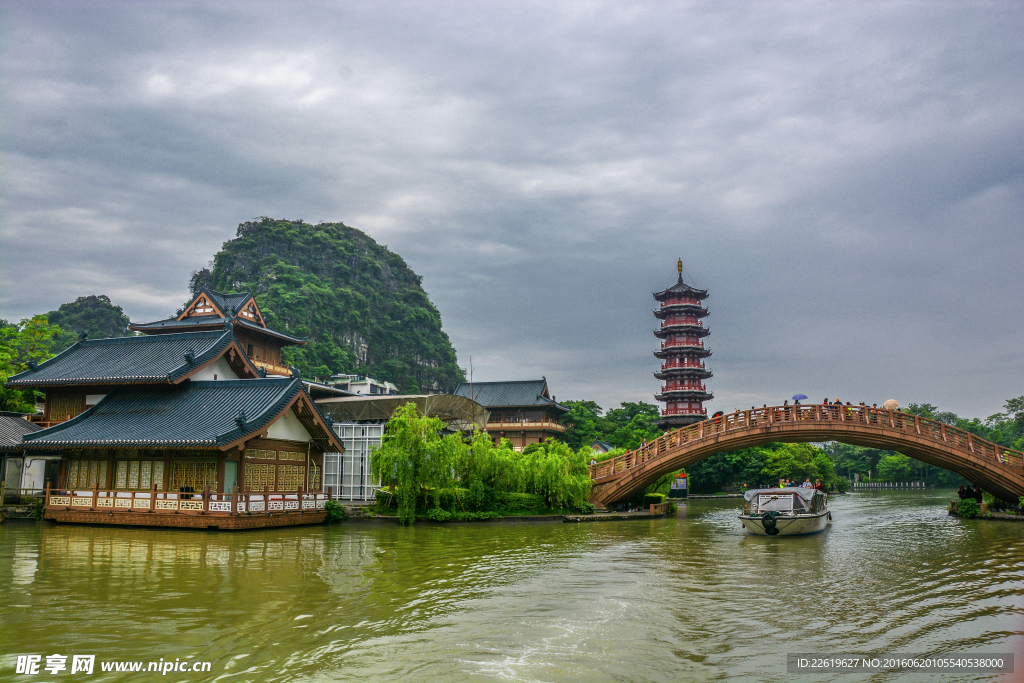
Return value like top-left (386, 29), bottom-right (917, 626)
top-left (192, 356), bottom-right (240, 381)
top-left (267, 408), bottom-right (314, 441)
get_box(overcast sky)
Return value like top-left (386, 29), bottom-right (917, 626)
top-left (2, 1), bottom-right (1021, 418)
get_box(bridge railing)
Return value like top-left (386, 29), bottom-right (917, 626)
top-left (590, 404), bottom-right (1024, 480)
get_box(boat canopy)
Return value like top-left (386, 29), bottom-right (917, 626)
top-left (743, 487), bottom-right (821, 502)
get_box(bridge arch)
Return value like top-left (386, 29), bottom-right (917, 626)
top-left (589, 404), bottom-right (1024, 506)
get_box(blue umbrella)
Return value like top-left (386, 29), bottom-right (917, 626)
top-left (792, 394), bottom-right (808, 401)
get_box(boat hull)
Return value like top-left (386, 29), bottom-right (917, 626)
top-left (739, 510), bottom-right (830, 536)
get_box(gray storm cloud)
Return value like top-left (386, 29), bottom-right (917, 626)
top-left (1, 0), bottom-right (1021, 416)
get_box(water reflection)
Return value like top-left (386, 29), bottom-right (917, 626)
top-left (0, 490), bottom-right (1020, 682)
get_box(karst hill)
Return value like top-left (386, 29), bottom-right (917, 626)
top-left (189, 217), bottom-right (464, 393)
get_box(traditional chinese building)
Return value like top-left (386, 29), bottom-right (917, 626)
top-left (5, 328), bottom-right (343, 529)
top-left (453, 379), bottom-right (567, 451)
top-left (130, 288), bottom-right (306, 377)
top-left (653, 259), bottom-right (713, 429)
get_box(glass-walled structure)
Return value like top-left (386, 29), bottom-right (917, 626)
top-left (323, 423), bottom-right (383, 501)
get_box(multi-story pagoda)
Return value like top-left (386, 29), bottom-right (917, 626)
top-left (653, 258), bottom-right (713, 430)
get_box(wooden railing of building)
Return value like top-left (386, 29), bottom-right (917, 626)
top-left (252, 359), bottom-right (293, 377)
top-left (589, 405), bottom-right (1024, 504)
top-left (486, 419), bottom-right (567, 432)
top-left (44, 483), bottom-right (332, 516)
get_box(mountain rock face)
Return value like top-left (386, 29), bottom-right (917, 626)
top-left (193, 217), bottom-right (464, 393)
top-left (47, 295), bottom-right (133, 354)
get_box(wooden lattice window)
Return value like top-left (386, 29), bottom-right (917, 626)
top-left (245, 463), bottom-right (276, 491)
top-left (170, 461), bottom-right (217, 492)
top-left (114, 460), bottom-right (165, 490)
top-left (67, 460), bottom-right (108, 489)
top-left (49, 394), bottom-right (84, 421)
top-left (278, 451), bottom-right (304, 462)
top-left (277, 464), bottom-right (306, 491)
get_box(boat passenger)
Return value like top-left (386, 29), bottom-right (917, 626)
top-left (973, 485), bottom-right (983, 503)
top-left (957, 485), bottom-right (967, 500)
top-left (814, 479), bottom-right (824, 492)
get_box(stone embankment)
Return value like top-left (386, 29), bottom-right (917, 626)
top-left (947, 501), bottom-right (1024, 522)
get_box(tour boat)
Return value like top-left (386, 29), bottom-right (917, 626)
top-left (738, 487), bottom-right (831, 536)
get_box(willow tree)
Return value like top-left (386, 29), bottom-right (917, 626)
top-left (369, 402), bottom-right (465, 525)
top-left (520, 441), bottom-right (592, 509)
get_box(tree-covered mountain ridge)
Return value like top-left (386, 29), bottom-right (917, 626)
top-left (189, 217), bottom-right (464, 393)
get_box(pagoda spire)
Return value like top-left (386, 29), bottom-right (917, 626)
top-left (652, 261), bottom-right (713, 429)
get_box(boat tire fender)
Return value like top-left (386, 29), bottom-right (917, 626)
top-left (761, 511), bottom-right (780, 536)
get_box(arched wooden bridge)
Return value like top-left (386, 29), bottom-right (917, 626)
top-left (589, 404), bottom-right (1024, 505)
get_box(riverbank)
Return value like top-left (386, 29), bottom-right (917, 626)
top-left (947, 505), bottom-right (1024, 523)
top-left (360, 510), bottom-right (668, 524)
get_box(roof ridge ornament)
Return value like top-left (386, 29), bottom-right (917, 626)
top-left (235, 410), bottom-right (247, 431)
top-left (677, 257), bottom-right (683, 283)
top-left (27, 360), bottom-right (38, 372)
top-left (78, 331), bottom-right (88, 342)
top-left (184, 349), bottom-right (195, 366)
top-left (290, 365), bottom-right (301, 379)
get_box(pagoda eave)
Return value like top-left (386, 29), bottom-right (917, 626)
top-left (655, 392), bottom-right (714, 403)
top-left (656, 414), bottom-right (706, 430)
top-left (654, 369), bottom-right (713, 380)
top-left (653, 306), bottom-right (708, 319)
top-left (654, 326), bottom-right (710, 339)
top-left (654, 348), bottom-right (712, 359)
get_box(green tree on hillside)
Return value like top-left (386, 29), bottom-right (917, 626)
top-left (46, 295), bottom-right (133, 354)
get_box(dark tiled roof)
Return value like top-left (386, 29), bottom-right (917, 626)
top-left (21, 378), bottom-right (332, 449)
top-left (232, 317), bottom-right (308, 344)
top-left (131, 310), bottom-right (307, 345)
top-left (204, 289), bottom-right (253, 313)
top-left (131, 315), bottom-right (224, 331)
top-left (453, 379), bottom-right (568, 412)
top-left (5, 330), bottom-right (237, 388)
top-left (1, 413), bottom-right (41, 451)
top-left (653, 276), bottom-right (708, 299)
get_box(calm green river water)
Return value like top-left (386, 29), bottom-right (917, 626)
top-left (2, 490), bottom-right (1021, 682)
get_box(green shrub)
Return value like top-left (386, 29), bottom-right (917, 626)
top-left (643, 493), bottom-right (667, 506)
top-left (324, 500), bottom-right (347, 523)
top-left (450, 511), bottom-right (501, 521)
top-left (666, 502), bottom-right (678, 516)
top-left (491, 491), bottom-right (547, 515)
top-left (427, 508), bottom-right (452, 522)
top-left (832, 478), bottom-right (850, 493)
top-left (957, 498), bottom-right (980, 518)
top-left (32, 500), bottom-right (44, 520)
top-left (575, 501), bottom-right (595, 514)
